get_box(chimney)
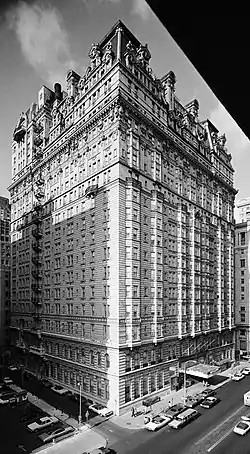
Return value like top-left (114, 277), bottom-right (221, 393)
top-left (54, 83), bottom-right (62, 102)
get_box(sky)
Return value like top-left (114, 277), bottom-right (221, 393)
top-left (0, 0), bottom-right (249, 206)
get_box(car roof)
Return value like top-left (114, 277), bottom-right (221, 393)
top-left (177, 408), bottom-right (197, 419)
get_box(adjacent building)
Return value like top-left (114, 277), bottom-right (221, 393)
top-left (235, 197), bottom-right (250, 224)
top-left (0, 197), bottom-right (11, 350)
top-left (235, 200), bottom-right (250, 358)
top-left (9, 20), bottom-right (236, 415)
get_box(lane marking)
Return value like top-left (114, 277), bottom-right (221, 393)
top-left (207, 427), bottom-right (234, 452)
top-left (195, 405), bottom-right (245, 445)
top-left (207, 410), bottom-right (250, 452)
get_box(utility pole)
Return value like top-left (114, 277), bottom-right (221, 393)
top-left (78, 381), bottom-right (82, 431)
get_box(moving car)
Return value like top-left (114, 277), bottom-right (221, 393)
top-left (51, 385), bottom-right (69, 395)
top-left (89, 403), bottom-right (113, 417)
top-left (232, 372), bottom-right (245, 381)
top-left (200, 396), bottom-right (221, 409)
top-left (3, 377), bottom-right (13, 385)
top-left (27, 416), bottom-right (58, 432)
top-left (39, 425), bottom-right (75, 443)
top-left (242, 368), bottom-right (250, 376)
top-left (144, 414), bottom-right (171, 431)
top-left (168, 408), bottom-right (200, 429)
top-left (142, 396), bottom-right (161, 407)
top-left (162, 403), bottom-right (187, 420)
top-left (8, 365), bottom-right (18, 371)
top-left (233, 416), bottom-right (250, 435)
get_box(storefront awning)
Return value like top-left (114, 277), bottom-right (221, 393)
top-left (186, 364), bottom-right (220, 379)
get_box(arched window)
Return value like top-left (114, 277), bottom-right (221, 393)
top-left (90, 350), bottom-right (94, 365)
top-left (62, 345), bottom-right (66, 357)
top-left (105, 353), bottom-right (110, 368)
top-left (55, 343), bottom-right (59, 355)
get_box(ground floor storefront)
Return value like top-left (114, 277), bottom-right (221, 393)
top-left (9, 327), bottom-right (235, 415)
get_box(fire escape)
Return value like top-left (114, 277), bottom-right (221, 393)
top-left (33, 122), bottom-right (43, 162)
top-left (31, 202), bottom-right (43, 341)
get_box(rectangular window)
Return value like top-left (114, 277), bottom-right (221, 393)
top-left (241, 259), bottom-right (246, 267)
top-left (241, 313), bottom-right (246, 322)
top-left (240, 232), bottom-right (246, 246)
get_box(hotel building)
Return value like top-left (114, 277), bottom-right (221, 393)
top-left (9, 21), bottom-right (236, 414)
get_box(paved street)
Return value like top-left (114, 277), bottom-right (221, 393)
top-left (6, 367), bottom-right (250, 454)
top-left (210, 431), bottom-right (250, 454)
top-left (7, 368), bottom-right (131, 448)
top-left (109, 377), bottom-right (250, 454)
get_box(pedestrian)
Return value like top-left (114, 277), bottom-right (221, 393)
top-left (131, 406), bottom-right (135, 417)
top-left (85, 410), bottom-right (89, 422)
top-left (168, 400), bottom-right (172, 409)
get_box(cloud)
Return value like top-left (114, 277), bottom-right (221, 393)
top-left (7, 1), bottom-right (76, 88)
top-left (210, 102), bottom-right (250, 160)
top-left (131, 0), bottom-right (151, 20)
top-left (78, 0), bottom-right (151, 20)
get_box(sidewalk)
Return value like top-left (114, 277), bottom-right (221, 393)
top-left (112, 361), bottom-right (250, 430)
top-left (32, 429), bottom-right (107, 454)
top-left (8, 386), bottom-right (107, 454)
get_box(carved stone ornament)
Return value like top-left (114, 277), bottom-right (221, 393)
top-left (168, 110), bottom-right (176, 121)
top-left (211, 131), bottom-right (218, 145)
top-left (78, 76), bottom-right (86, 91)
top-left (218, 133), bottom-right (227, 150)
top-left (88, 43), bottom-right (102, 60)
top-left (103, 41), bottom-right (114, 63)
top-left (124, 41), bottom-right (136, 66)
top-left (136, 43), bottom-right (151, 68)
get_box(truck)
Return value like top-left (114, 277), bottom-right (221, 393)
top-left (244, 391), bottom-right (250, 406)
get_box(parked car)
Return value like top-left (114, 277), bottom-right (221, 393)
top-left (233, 416), bottom-right (250, 435)
top-left (3, 377), bottom-right (13, 385)
top-left (89, 403), bottom-right (113, 417)
top-left (142, 396), bottom-right (161, 407)
top-left (69, 393), bottom-right (87, 403)
top-left (200, 389), bottom-right (217, 399)
top-left (185, 396), bottom-right (200, 408)
top-left (21, 408), bottom-right (44, 423)
top-left (39, 425), bottom-right (75, 443)
top-left (162, 403), bottom-right (187, 420)
top-left (144, 414), bottom-right (171, 431)
top-left (192, 393), bottom-right (207, 405)
top-left (232, 372), bottom-right (245, 381)
top-left (27, 416), bottom-right (58, 432)
top-left (51, 385), bottom-right (69, 395)
top-left (200, 396), bottom-right (221, 409)
top-left (41, 379), bottom-right (53, 388)
top-left (0, 393), bottom-right (16, 405)
top-left (242, 368), bottom-right (250, 376)
top-left (8, 365), bottom-right (18, 371)
top-left (168, 408), bottom-right (200, 429)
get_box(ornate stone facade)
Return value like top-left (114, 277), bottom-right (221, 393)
top-left (9, 20), bottom-right (236, 415)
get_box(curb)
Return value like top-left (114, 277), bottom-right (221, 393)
top-left (112, 376), bottom-right (233, 430)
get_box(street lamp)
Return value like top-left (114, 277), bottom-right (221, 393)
top-left (183, 360), bottom-right (197, 404)
top-left (78, 381), bottom-right (82, 431)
